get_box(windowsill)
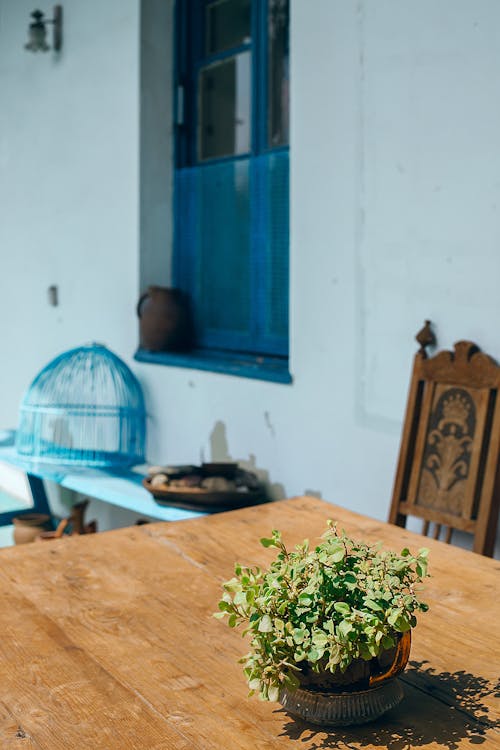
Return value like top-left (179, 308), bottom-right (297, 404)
top-left (134, 348), bottom-right (292, 384)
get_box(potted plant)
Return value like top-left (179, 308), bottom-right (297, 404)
top-left (215, 521), bottom-right (429, 726)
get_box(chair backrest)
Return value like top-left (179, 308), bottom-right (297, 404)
top-left (389, 326), bottom-right (500, 556)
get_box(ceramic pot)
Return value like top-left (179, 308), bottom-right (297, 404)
top-left (137, 286), bottom-right (193, 352)
top-left (13, 513), bottom-right (51, 544)
top-left (279, 630), bottom-right (411, 726)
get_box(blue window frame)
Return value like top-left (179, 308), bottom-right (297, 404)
top-left (174, 0), bottom-right (289, 360)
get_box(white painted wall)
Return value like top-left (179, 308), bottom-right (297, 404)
top-left (0, 0), bottom-right (140, 424)
top-left (1, 0), bottom-right (499, 553)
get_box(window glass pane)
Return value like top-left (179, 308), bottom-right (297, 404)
top-left (198, 52), bottom-right (251, 161)
top-left (268, 0), bottom-right (289, 147)
top-left (206, 0), bottom-right (251, 55)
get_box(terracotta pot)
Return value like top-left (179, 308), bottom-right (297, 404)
top-left (13, 513), bottom-right (51, 544)
top-left (279, 630), bottom-right (412, 726)
top-left (137, 286), bottom-right (193, 352)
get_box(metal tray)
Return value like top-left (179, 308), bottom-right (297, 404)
top-left (142, 478), bottom-right (266, 513)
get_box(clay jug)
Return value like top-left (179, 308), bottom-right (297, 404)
top-left (13, 513), bottom-right (51, 544)
top-left (137, 287), bottom-right (193, 352)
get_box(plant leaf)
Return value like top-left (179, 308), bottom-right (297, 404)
top-left (268, 685), bottom-right (280, 702)
top-left (260, 537), bottom-right (277, 548)
top-left (258, 614), bottom-right (273, 633)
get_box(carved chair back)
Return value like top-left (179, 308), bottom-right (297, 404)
top-left (389, 332), bottom-right (500, 556)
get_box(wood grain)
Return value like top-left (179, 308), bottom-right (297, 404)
top-left (0, 496), bottom-right (498, 749)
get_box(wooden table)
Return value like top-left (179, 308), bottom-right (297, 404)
top-left (0, 496), bottom-right (498, 749)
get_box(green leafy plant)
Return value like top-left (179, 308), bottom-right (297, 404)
top-left (215, 521), bottom-right (429, 701)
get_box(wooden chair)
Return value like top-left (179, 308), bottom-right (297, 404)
top-left (389, 322), bottom-right (500, 557)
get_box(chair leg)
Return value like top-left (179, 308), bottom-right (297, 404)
top-left (422, 520), bottom-right (430, 536)
top-left (444, 526), bottom-right (453, 544)
top-left (433, 523), bottom-right (441, 540)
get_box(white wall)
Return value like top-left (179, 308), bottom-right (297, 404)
top-left (0, 0), bottom-right (140, 424)
top-left (1, 0), bottom-right (500, 553)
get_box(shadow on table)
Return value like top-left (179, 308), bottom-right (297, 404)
top-left (275, 661), bottom-right (500, 749)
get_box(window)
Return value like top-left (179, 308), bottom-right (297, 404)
top-left (174, 0), bottom-right (290, 367)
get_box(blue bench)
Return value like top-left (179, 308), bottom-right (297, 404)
top-left (0, 432), bottom-right (205, 527)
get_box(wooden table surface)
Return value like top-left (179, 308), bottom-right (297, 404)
top-left (0, 496), bottom-right (498, 749)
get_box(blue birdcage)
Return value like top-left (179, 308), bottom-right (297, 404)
top-left (16, 344), bottom-right (146, 467)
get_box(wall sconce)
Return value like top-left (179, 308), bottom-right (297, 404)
top-left (25, 6), bottom-right (63, 52)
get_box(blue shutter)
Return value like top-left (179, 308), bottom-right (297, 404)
top-left (175, 149), bottom-right (288, 356)
top-left (174, 0), bottom-right (289, 359)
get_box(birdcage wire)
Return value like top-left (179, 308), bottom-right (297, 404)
top-left (16, 344), bottom-right (146, 467)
